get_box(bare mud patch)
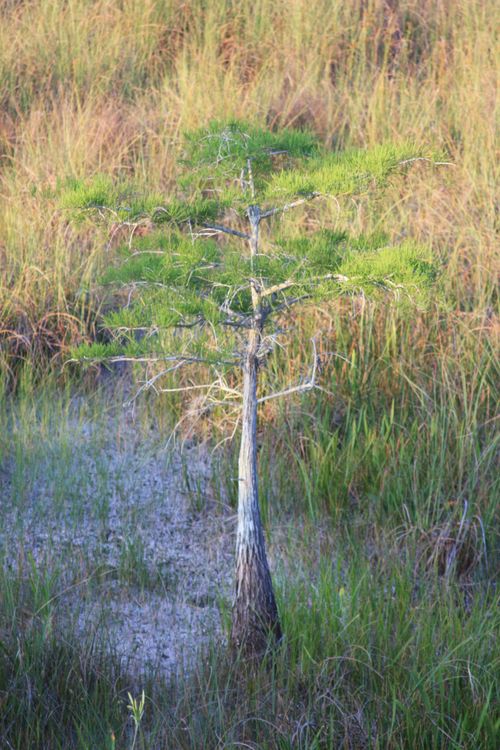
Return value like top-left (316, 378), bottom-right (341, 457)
top-left (0, 398), bottom-right (235, 676)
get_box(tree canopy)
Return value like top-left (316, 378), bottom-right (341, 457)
top-left (63, 121), bottom-right (437, 367)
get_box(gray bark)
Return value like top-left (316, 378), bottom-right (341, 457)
top-left (230, 205), bottom-right (281, 655)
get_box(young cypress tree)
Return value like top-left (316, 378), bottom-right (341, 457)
top-left (67, 122), bottom-right (438, 656)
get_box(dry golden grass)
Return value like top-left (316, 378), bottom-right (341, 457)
top-left (0, 0), bottom-right (497, 371)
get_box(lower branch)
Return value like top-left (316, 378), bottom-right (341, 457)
top-left (257, 338), bottom-right (335, 403)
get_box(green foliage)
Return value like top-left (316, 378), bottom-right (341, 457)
top-left (75, 232), bottom-right (435, 369)
top-left (183, 120), bottom-right (320, 166)
top-left (336, 242), bottom-right (436, 301)
top-left (59, 174), bottom-right (117, 210)
top-left (60, 174), bottom-right (162, 218)
top-left (59, 175), bottom-right (224, 225)
top-left (69, 338), bottom-right (151, 362)
top-left (181, 123), bottom-right (425, 210)
top-left (66, 125), bottom-right (437, 364)
top-left (69, 333), bottom-right (237, 366)
top-left (102, 233), bottom-right (222, 288)
top-left (181, 119), bottom-right (320, 195)
top-left (265, 142), bottom-right (422, 200)
top-left (150, 196), bottom-right (226, 225)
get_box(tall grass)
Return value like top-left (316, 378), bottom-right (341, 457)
top-left (257, 302), bottom-right (498, 524)
top-left (0, 2), bottom-right (498, 747)
top-left (0, 0), bottom-right (497, 371)
top-left (1, 523), bottom-right (498, 748)
top-left (1, 350), bottom-right (497, 747)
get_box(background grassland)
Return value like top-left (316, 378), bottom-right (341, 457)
top-left (0, 1), bottom-right (498, 748)
top-left (0, 0), bottom-right (497, 366)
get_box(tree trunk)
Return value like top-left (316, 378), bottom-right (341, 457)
top-left (231, 327), bottom-right (281, 655)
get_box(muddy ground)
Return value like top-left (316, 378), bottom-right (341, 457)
top-left (1, 396), bottom-right (239, 676)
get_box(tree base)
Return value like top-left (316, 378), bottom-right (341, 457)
top-left (230, 613), bottom-right (282, 660)
top-left (230, 548), bottom-right (282, 659)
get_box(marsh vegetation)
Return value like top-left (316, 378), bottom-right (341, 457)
top-left (0, 1), bottom-right (498, 748)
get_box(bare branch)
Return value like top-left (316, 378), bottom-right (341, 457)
top-left (258, 380), bottom-right (312, 404)
top-left (128, 250), bottom-right (166, 257)
top-left (124, 360), bottom-right (188, 406)
top-left (247, 158), bottom-right (256, 200)
top-left (266, 294), bottom-right (311, 317)
top-left (398, 157), bottom-right (455, 168)
top-left (211, 412), bottom-right (242, 454)
top-left (220, 320), bottom-right (251, 330)
top-left (260, 193), bottom-right (320, 219)
top-left (131, 363), bottom-right (242, 401)
top-left (107, 315), bottom-right (249, 333)
top-left (104, 220), bottom-right (143, 252)
top-left (70, 353), bottom-right (239, 366)
top-left (154, 382), bottom-right (222, 395)
top-left (201, 223), bottom-right (251, 240)
top-left (260, 273), bottom-right (348, 299)
top-left (257, 338), bottom-right (333, 403)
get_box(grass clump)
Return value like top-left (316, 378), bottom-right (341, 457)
top-left (0, 565), bottom-right (128, 750)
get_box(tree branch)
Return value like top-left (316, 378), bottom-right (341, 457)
top-left (397, 157), bottom-right (455, 167)
top-left (260, 193), bottom-right (320, 219)
top-left (126, 364), bottom-right (242, 408)
top-left (263, 294), bottom-right (311, 319)
top-left (260, 273), bottom-right (348, 299)
top-left (201, 223), bottom-right (251, 240)
top-left (257, 338), bottom-right (334, 403)
top-left (70, 353), bottom-right (239, 366)
top-left (247, 158), bottom-right (256, 200)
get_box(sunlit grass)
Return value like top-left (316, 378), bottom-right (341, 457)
top-left (0, 0), bottom-right (497, 372)
top-left (0, 1), bottom-right (498, 747)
